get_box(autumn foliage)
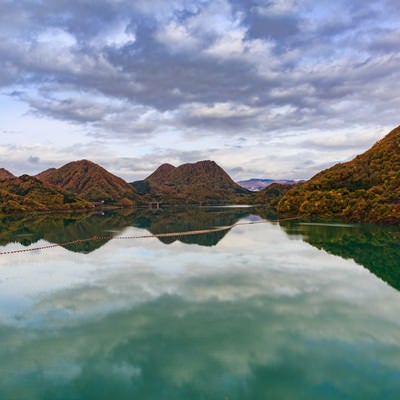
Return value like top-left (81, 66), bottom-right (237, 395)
top-left (278, 125), bottom-right (400, 224)
top-left (138, 160), bottom-right (252, 204)
top-left (37, 159), bottom-right (139, 205)
top-left (0, 175), bottom-right (92, 213)
top-left (1, 125), bottom-right (400, 225)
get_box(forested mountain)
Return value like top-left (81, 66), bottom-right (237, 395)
top-left (145, 163), bottom-right (177, 185)
top-left (278, 125), bottom-right (400, 224)
top-left (0, 175), bottom-right (92, 213)
top-left (255, 183), bottom-right (296, 211)
top-left (1, 123), bottom-right (400, 225)
top-left (37, 159), bottom-right (139, 206)
top-left (133, 160), bottom-right (252, 204)
top-left (0, 168), bottom-right (15, 180)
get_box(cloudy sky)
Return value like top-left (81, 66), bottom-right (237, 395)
top-left (0, 0), bottom-right (399, 182)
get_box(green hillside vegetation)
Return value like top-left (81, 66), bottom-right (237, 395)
top-left (0, 175), bottom-right (92, 214)
top-left (278, 125), bottom-right (400, 224)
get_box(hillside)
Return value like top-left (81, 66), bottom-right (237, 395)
top-left (137, 160), bottom-right (253, 204)
top-left (0, 168), bottom-right (15, 180)
top-left (0, 175), bottom-right (92, 213)
top-left (278, 125), bottom-right (400, 224)
top-left (255, 183), bottom-right (297, 210)
top-left (37, 159), bottom-right (139, 206)
top-left (146, 163), bottom-right (176, 185)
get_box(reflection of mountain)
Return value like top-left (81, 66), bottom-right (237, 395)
top-left (0, 207), bottom-right (256, 253)
top-left (280, 220), bottom-right (400, 291)
top-left (134, 207), bottom-right (251, 246)
top-left (0, 213), bottom-right (126, 253)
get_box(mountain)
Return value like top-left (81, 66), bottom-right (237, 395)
top-left (278, 125), bottom-right (400, 224)
top-left (0, 168), bottom-right (15, 180)
top-left (238, 178), bottom-right (296, 191)
top-left (0, 175), bottom-right (92, 213)
top-left (136, 160), bottom-right (252, 204)
top-left (37, 159), bottom-right (138, 206)
top-left (255, 182), bottom-right (297, 210)
top-left (146, 163), bottom-right (176, 185)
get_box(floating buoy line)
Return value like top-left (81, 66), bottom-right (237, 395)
top-left (0, 217), bottom-right (301, 256)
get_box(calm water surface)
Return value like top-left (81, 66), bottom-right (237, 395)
top-left (0, 208), bottom-right (399, 399)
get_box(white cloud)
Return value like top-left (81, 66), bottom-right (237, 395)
top-left (203, 28), bottom-right (247, 58)
top-left (0, 0), bottom-right (399, 181)
top-left (155, 21), bottom-right (201, 53)
top-left (185, 0), bottom-right (240, 36)
top-left (92, 19), bottom-right (135, 48)
top-left (36, 28), bottom-right (77, 49)
top-left (186, 102), bottom-right (258, 119)
top-left (254, 0), bottom-right (302, 17)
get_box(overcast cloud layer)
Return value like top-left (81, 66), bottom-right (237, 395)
top-left (1, 0), bottom-right (399, 181)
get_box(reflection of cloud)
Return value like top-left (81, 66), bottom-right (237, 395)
top-left (0, 222), bottom-right (400, 397)
top-left (0, 223), bottom-right (394, 328)
top-left (1, 288), bottom-right (400, 398)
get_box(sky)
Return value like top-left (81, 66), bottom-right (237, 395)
top-left (0, 0), bottom-right (399, 182)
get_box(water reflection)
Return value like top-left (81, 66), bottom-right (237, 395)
top-left (131, 206), bottom-right (250, 246)
top-left (2, 292), bottom-right (400, 399)
top-left (280, 220), bottom-right (400, 291)
top-left (0, 212), bottom-right (400, 398)
top-left (0, 221), bottom-right (400, 399)
top-left (0, 207), bottom-right (255, 252)
top-left (1, 209), bottom-right (399, 295)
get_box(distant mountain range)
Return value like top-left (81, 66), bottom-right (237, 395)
top-left (0, 124), bottom-right (399, 224)
top-left (237, 178), bottom-right (296, 191)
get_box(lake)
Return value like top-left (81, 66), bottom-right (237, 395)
top-left (0, 207), bottom-right (399, 399)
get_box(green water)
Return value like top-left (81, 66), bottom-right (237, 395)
top-left (0, 208), bottom-right (399, 399)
